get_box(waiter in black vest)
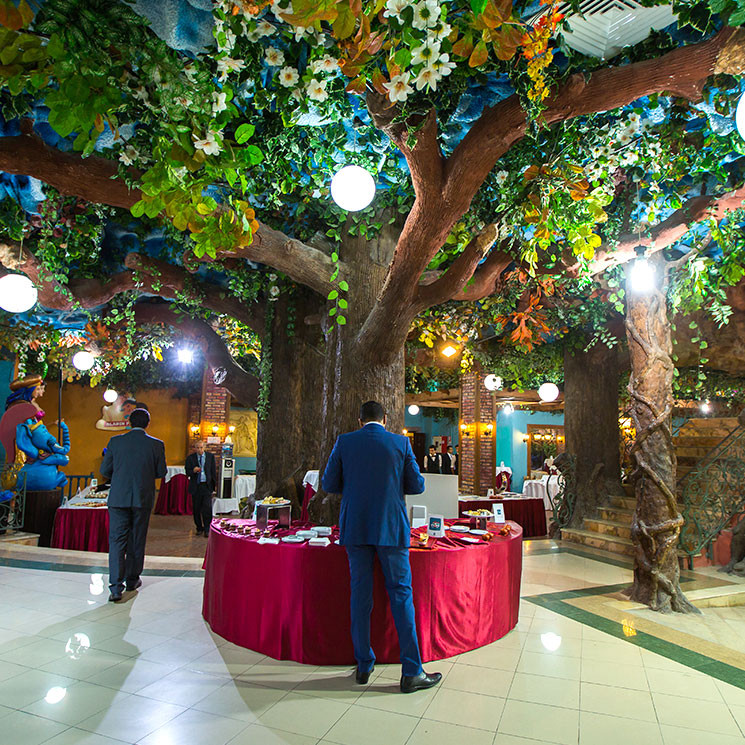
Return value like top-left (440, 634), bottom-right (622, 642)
top-left (185, 440), bottom-right (217, 536)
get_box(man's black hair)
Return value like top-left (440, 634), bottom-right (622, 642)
top-left (359, 400), bottom-right (385, 423)
top-left (429, 445), bottom-right (436, 450)
top-left (129, 408), bottom-right (150, 429)
top-left (135, 401), bottom-right (149, 411)
top-left (123, 398), bottom-right (137, 406)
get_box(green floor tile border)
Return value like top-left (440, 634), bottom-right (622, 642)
top-left (0, 555), bottom-right (204, 577)
top-left (523, 542), bottom-right (635, 570)
top-left (526, 585), bottom-right (745, 690)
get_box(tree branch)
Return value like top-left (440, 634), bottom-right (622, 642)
top-left (134, 303), bottom-right (259, 407)
top-left (0, 133), bottom-right (341, 296)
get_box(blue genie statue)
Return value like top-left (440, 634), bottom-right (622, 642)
top-left (0, 375), bottom-right (70, 491)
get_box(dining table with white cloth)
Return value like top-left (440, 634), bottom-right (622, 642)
top-left (522, 474), bottom-right (561, 509)
top-left (164, 465), bottom-right (186, 483)
top-left (213, 474), bottom-right (256, 514)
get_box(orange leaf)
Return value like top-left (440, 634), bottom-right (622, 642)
top-left (371, 67), bottom-right (388, 95)
top-left (452, 34), bottom-right (474, 58)
top-left (469, 39), bottom-right (489, 67)
top-left (345, 75), bottom-right (367, 94)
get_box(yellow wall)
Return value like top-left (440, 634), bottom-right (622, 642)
top-left (40, 382), bottom-right (189, 479)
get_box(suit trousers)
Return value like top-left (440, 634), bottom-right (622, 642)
top-left (192, 482), bottom-right (213, 532)
top-left (345, 545), bottom-right (423, 677)
top-left (108, 506), bottom-right (151, 593)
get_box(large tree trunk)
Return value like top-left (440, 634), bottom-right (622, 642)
top-left (309, 219), bottom-right (405, 524)
top-left (625, 276), bottom-right (697, 613)
top-left (253, 288), bottom-right (325, 516)
top-left (564, 343), bottom-right (625, 528)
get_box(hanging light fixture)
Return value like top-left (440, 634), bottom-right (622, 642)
top-left (407, 404), bottom-right (420, 415)
top-left (441, 343), bottom-right (458, 358)
top-left (72, 351), bottom-right (95, 371)
top-left (103, 389), bottom-right (118, 403)
top-left (502, 403), bottom-right (514, 415)
top-left (0, 274), bottom-right (38, 313)
top-left (538, 382), bottom-right (560, 402)
top-left (330, 165), bottom-right (376, 211)
top-left (701, 400), bottom-right (711, 414)
top-left (629, 246), bottom-right (654, 293)
top-left (177, 347), bottom-right (194, 363)
top-left (484, 374), bottom-right (503, 391)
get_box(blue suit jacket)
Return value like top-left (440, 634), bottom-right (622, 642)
top-left (101, 428), bottom-right (167, 509)
top-left (322, 423), bottom-right (425, 547)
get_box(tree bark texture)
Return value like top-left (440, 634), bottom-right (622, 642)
top-left (253, 288), bottom-right (325, 517)
top-left (309, 219), bottom-right (406, 525)
top-left (563, 343), bottom-right (625, 528)
top-left (625, 279), bottom-right (697, 613)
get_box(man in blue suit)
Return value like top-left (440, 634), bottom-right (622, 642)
top-left (101, 408), bottom-right (167, 602)
top-left (322, 400), bottom-right (442, 694)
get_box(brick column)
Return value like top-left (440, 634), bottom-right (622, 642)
top-left (198, 369), bottom-right (230, 462)
top-left (459, 369), bottom-right (496, 496)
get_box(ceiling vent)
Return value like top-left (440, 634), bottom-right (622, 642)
top-left (534, 0), bottom-right (677, 60)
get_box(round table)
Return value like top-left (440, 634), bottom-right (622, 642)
top-left (522, 476), bottom-right (561, 509)
top-left (51, 506), bottom-right (109, 552)
top-left (154, 473), bottom-right (191, 515)
top-left (202, 519), bottom-right (522, 665)
top-left (458, 495), bottom-right (547, 537)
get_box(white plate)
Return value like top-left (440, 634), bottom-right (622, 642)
top-left (296, 530), bottom-right (315, 539)
top-left (259, 499), bottom-right (291, 507)
top-left (469, 529), bottom-right (488, 536)
top-left (281, 535), bottom-right (305, 543)
top-left (449, 525), bottom-right (470, 533)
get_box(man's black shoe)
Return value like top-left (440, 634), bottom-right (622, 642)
top-left (355, 665), bottom-right (374, 684)
top-left (108, 592), bottom-right (122, 602)
top-left (400, 671), bottom-right (442, 694)
top-left (126, 579), bottom-right (143, 592)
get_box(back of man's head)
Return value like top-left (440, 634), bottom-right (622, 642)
top-left (135, 401), bottom-right (149, 411)
top-left (129, 408), bottom-right (150, 429)
top-left (359, 400), bottom-right (385, 423)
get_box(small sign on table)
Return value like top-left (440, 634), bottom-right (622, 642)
top-left (492, 503), bottom-right (506, 523)
top-left (427, 514), bottom-right (446, 538)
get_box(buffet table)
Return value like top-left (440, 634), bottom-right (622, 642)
top-left (154, 473), bottom-right (191, 515)
top-left (203, 517), bottom-right (522, 665)
top-left (458, 495), bottom-right (547, 538)
top-left (51, 500), bottom-right (109, 552)
top-left (522, 475), bottom-right (561, 509)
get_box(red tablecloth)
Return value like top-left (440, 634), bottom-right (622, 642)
top-left (459, 497), bottom-right (547, 537)
top-left (202, 519), bottom-right (522, 665)
top-left (301, 484), bottom-right (315, 522)
top-left (154, 474), bottom-right (192, 515)
top-left (51, 507), bottom-right (109, 552)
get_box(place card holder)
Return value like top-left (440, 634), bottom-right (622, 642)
top-left (308, 536), bottom-right (330, 547)
top-left (492, 503), bottom-right (506, 523)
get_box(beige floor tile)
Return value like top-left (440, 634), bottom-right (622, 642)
top-left (284, 667), bottom-right (365, 704)
top-left (193, 679), bottom-right (288, 722)
top-left (423, 687), bottom-right (505, 730)
top-left (239, 660), bottom-right (319, 691)
top-left (581, 639), bottom-right (643, 664)
top-left (457, 645), bottom-right (522, 672)
top-left (0, 636), bottom-right (67, 668)
top-left (494, 735), bottom-right (560, 745)
top-left (255, 691), bottom-right (349, 738)
top-left (323, 704), bottom-right (418, 745)
top-left (442, 664), bottom-right (513, 698)
top-left (522, 633), bottom-right (583, 658)
top-left (233, 725), bottom-right (319, 745)
top-left (187, 646), bottom-right (266, 677)
top-left (41, 648), bottom-right (131, 681)
top-left (136, 667), bottom-right (230, 706)
top-left (0, 709), bottom-right (69, 745)
top-left (357, 680), bottom-right (438, 716)
top-left (727, 704), bottom-right (745, 737)
top-left (0, 668), bottom-right (77, 709)
top-left (580, 682), bottom-right (656, 722)
top-left (716, 680), bottom-right (745, 708)
top-left (407, 718), bottom-right (495, 745)
top-left (43, 728), bottom-right (138, 745)
top-left (640, 649), bottom-right (695, 672)
top-left (579, 711), bottom-right (663, 745)
top-left (76, 693), bottom-right (186, 742)
top-left (645, 667), bottom-right (723, 702)
top-left (516, 650), bottom-right (581, 681)
top-left (139, 707), bottom-right (249, 745)
top-left (580, 659), bottom-right (648, 691)
top-left (508, 672), bottom-right (580, 709)
top-left (653, 693), bottom-right (741, 736)
top-left (660, 723), bottom-right (745, 744)
top-left (529, 616), bottom-right (585, 640)
top-left (23, 680), bottom-right (129, 726)
top-left (499, 699), bottom-right (579, 745)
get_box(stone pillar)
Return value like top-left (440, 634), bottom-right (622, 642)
top-left (459, 369), bottom-right (496, 496)
top-left (199, 369), bottom-right (230, 463)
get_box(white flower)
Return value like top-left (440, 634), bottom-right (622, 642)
top-left (269, 284), bottom-right (281, 297)
top-left (311, 54), bottom-right (339, 74)
top-left (306, 78), bottom-right (328, 102)
top-left (268, 273), bottom-right (278, 281)
top-left (293, 25), bottom-right (311, 41)
top-left (278, 66), bottom-right (299, 87)
top-left (383, 0), bottom-right (410, 18)
top-left (431, 53), bottom-right (455, 76)
top-left (384, 72), bottom-right (413, 102)
top-left (627, 112), bottom-right (640, 124)
top-left (264, 46), bottom-right (285, 67)
top-left (290, 87), bottom-right (304, 102)
top-left (616, 130), bottom-right (632, 145)
top-left (119, 145), bottom-right (139, 166)
top-left (414, 65), bottom-right (441, 91)
top-left (193, 131), bottom-right (222, 156)
top-left (411, 40), bottom-right (441, 66)
top-left (271, 0), bottom-right (293, 20)
top-left (131, 87), bottom-right (148, 101)
top-left (175, 95), bottom-right (191, 108)
top-left (431, 21), bottom-right (452, 40)
top-left (212, 91), bottom-right (228, 114)
top-left (495, 170), bottom-right (509, 186)
top-left (412, 0), bottom-right (440, 30)
top-left (257, 20), bottom-right (277, 37)
top-left (216, 57), bottom-right (245, 82)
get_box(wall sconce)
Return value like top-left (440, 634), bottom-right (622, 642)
top-left (211, 424), bottom-right (219, 436)
top-left (402, 428), bottom-right (408, 435)
top-left (190, 424), bottom-right (200, 436)
top-left (460, 423), bottom-right (473, 437)
top-left (522, 435), bottom-right (529, 443)
top-left (484, 422), bottom-right (494, 434)
top-left (229, 425), bottom-right (235, 434)
top-left (558, 435), bottom-right (565, 443)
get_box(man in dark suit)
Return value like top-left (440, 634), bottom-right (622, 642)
top-left (322, 400), bottom-right (441, 694)
top-left (424, 445), bottom-right (441, 474)
top-left (185, 440), bottom-right (217, 536)
top-left (101, 408), bottom-right (166, 602)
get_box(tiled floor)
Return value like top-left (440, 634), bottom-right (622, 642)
top-left (1, 544), bottom-right (745, 744)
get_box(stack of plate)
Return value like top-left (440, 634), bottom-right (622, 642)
top-left (313, 526), bottom-right (332, 536)
top-left (296, 530), bottom-right (315, 539)
top-left (282, 535), bottom-right (305, 543)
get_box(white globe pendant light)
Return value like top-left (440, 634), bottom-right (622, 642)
top-left (72, 351), bottom-right (95, 371)
top-left (736, 91), bottom-right (745, 140)
top-left (484, 374), bottom-right (503, 391)
top-left (538, 382), bottom-right (560, 402)
top-left (408, 404), bottom-right (420, 416)
top-left (0, 274), bottom-right (37, 313)
top-left (103, 389), bottom-right (118, 403)
top-left (330, 165), bottom-right (376, 211)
